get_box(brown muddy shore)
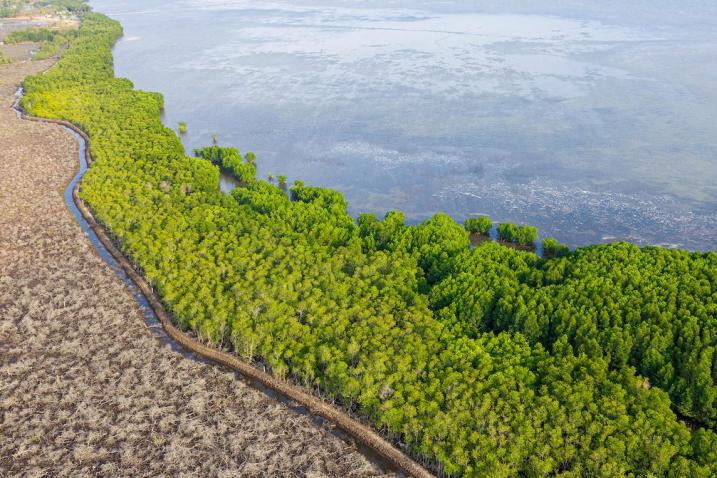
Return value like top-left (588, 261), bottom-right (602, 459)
top-left (0, 57), bottom-right (397, 477)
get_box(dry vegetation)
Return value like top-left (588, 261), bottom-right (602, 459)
top-left (0, 58), bottom-right (393, 477)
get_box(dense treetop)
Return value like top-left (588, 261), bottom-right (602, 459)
top-left (22, 12), bottom-right (717, 477)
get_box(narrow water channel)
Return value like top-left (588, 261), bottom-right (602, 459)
top-left (12, 86), bottom-right (403, 477)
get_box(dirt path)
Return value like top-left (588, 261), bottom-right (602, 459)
top-left (0, 60), bottom-right (393, 477)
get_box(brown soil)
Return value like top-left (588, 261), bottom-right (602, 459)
top-left (0, 60), bottom-right (394, 477)
top-left (0, 42), bottom-right (39, 61)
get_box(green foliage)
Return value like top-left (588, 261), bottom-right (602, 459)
top-left (464, 215), bottom-right (492, 235)
top-left (0, 51), bottom-right (10, 64)
top-left (542, 236), bottom-right (569, 256)
top-left (541, 236), bottom-right (558, 252)
top-left (497, 223), bottom-right (538, 246)
top-left (514, 225), bottom-right (538, 245)
top-left (23, 12), bottom-right (717, 477)
top-left (34, 0), bottom-right (90, 14)
top-left (34, 35), bottom-right (65, 59)
top-left (496, 222), bottom-right (516, 242)
top-left (5, 27), bottom-right (77, 60)
top-left (402, 212), bottom-right (470, 284)
top-left (290, 183), bottom-right (346, 210)
top-left (433, 242), bottom-right (717, 427)
top-left (178, 121), bottom-right (187, 134)
top-left (194, 145), bottom-right (255, 183)
top-left (5, 28), bottom-right (57, 43)
top-left (357, 210), bottom-right (406, 252)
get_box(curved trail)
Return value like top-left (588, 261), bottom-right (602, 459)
top-left (13, 90), bottom-right (435, 478)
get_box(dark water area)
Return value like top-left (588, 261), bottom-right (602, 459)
top-left (13, 89), bottom-right (178, 353)
top-left (91, 0), bottom-right (717, 250)
top-left (13, 89), bottom-right (188, 355)
top-left (219, 171), bottom-right (241, 194)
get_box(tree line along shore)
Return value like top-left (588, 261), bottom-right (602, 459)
top-left (17, 8), bottom-right (717, 478)
top-left (1, 6), bottom-right (399, 478)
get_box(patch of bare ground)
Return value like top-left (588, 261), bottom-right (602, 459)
top-left (0, 42), bottom-right (39, 62)
top-left (0, 60), bottom-right (394, 477)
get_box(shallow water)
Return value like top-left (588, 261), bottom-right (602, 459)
top-left (91, 0), bottom-right (717, 250)
top-left (219, 171), bottom-right (241, 193)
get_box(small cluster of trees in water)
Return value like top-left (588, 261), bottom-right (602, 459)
top-left (193, 144), bottom-right (565, 258)
top-left (194, 145), bottom-right (256, 184)
top-left (464, 215), bottom-right (569, 256)
top-left (194, 143), bottom-right (567, 257)
top-left (21, 12), bottom-right (717, 477)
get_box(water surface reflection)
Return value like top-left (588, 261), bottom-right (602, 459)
top-left (92, 0), bottom-right (717, 249)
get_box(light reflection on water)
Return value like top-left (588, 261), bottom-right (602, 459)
top-left (219, 172), bottom-right (241, 194)
top-left (92, 0), bottom-right (717, 250)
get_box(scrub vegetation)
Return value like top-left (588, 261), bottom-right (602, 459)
top-left (541, 236), bottom-right (569, 256)
top-left (19, 9), bottom-right (717, 478)
top-left (5, 27), bottom-right (58, 43)
top-left (463, 216), bottom-right (492, 235)
top-left (4, 26), bottom-right (76, 60)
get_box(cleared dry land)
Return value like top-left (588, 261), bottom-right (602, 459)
top-left (0, 59), bottom-right (393, 477)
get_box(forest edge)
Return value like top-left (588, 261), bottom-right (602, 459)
top-left (12, 88), bottom-right (436, 478)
